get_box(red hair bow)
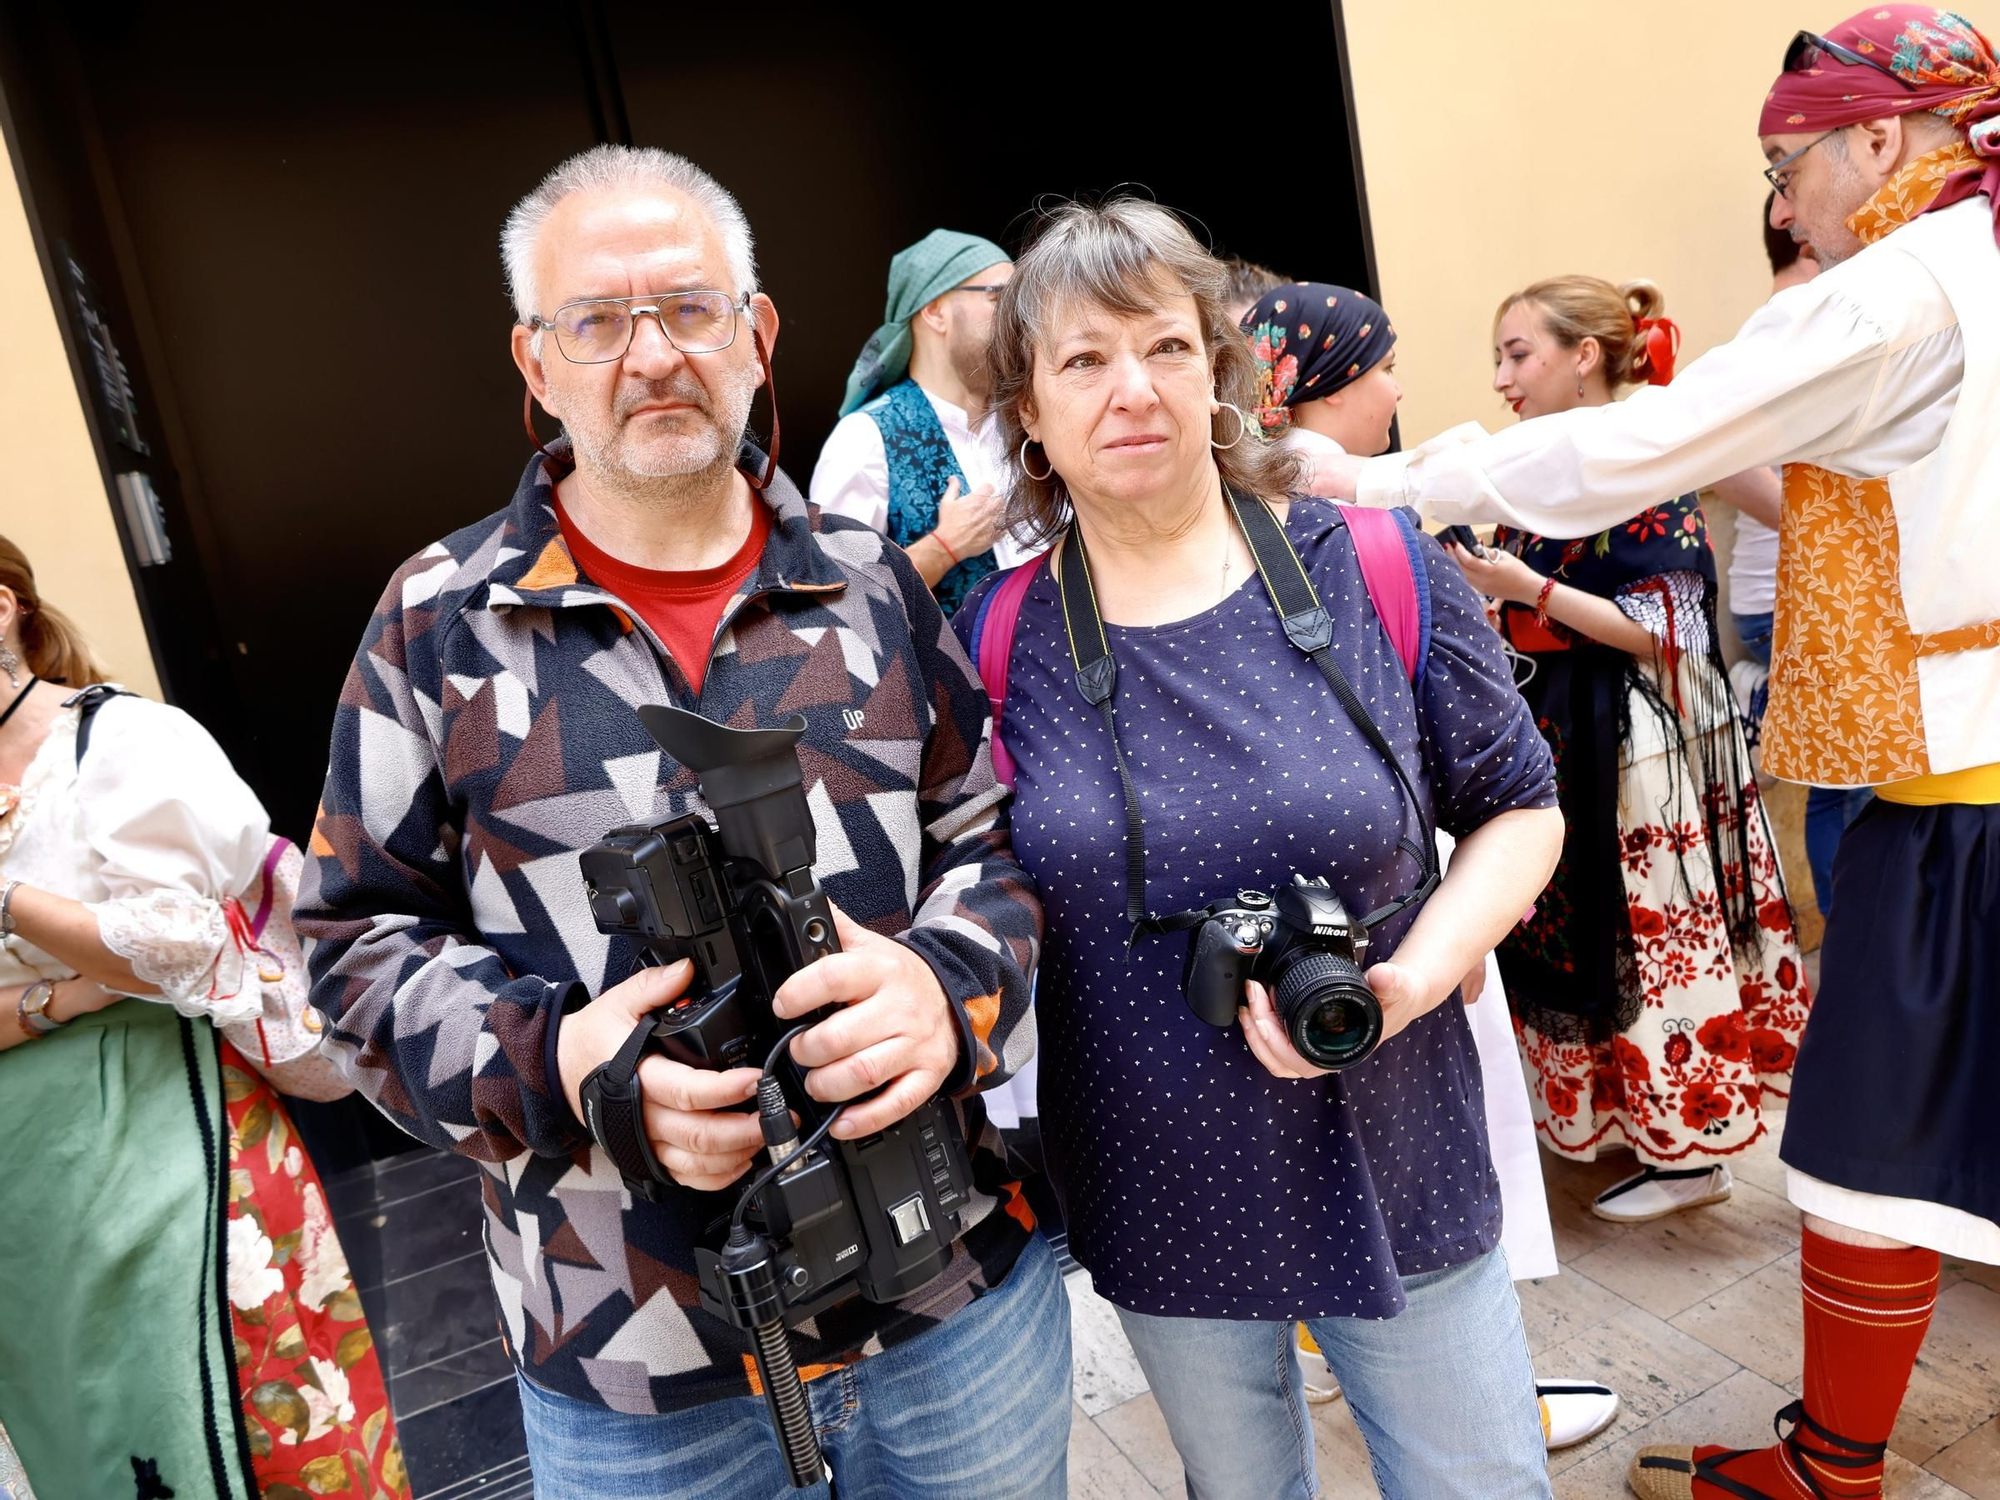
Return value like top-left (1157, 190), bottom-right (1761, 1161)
top-left (1636, 317), bottom-right (1680, 385)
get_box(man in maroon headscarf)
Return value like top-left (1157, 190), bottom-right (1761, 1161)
top-left (1311, 9), bottom-right (2000, 1498)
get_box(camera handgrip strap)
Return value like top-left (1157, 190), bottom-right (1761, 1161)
top-left (579, 1016), bottom-right (671, 1196)
top-left (1056, 487), bottom-right (1440, 945)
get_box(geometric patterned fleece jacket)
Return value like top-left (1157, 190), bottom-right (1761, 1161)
top-left (296, 443), bottom-right (1042, 1414)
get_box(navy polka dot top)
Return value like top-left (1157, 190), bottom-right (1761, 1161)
top-left (956, 499), bottom-right (1557, 1321)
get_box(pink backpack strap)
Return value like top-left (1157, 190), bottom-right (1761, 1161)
top-left (973, 554), bottom-right (1050, 788)
top-left (1336, 504), bottom-right (1426, 685)
top-left (248, 837), bottom-right (293, 940)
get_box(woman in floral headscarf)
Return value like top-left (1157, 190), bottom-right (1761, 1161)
top-left (1243, 282), bottom-right (1402, 497)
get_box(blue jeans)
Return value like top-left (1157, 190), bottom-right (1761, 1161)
top-left (1734, 610), bottom-right (1869, 917)
top-left (1116, 1248), bottom-right (1549, 1500)
top-left (519, 1231), bottom-right (1070, 1499)
top-left (1806, 785), bottom-right (1872, 919)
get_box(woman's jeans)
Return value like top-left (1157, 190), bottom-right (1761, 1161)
top-left (1734, 610), bottom-right (1870, 917)
top-left (1116, 1247), bottom-right (1550, 1500)
top-left (518, 1231), bottom-right (1071, 1499)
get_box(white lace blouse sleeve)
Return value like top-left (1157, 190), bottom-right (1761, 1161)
top-left (76, 696), bottom-right (271, 1023)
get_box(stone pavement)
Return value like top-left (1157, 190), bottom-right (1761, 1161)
top-left (1062, 1124), bottom-right (2000, 1499)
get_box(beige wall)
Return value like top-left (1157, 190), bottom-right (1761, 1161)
top-left (1344, 0), bottom-right (1797, 444)
top-left (0, 158), bottom-right (160, 698)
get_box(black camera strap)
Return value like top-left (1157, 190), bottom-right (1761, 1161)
top-left (1055, 487), bottom-right (1441, 946)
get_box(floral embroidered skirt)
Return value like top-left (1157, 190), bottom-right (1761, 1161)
top-left (0, 1001), bottom-right (409, 1500)
top-left (1513, 714), bottom-right (1812, 1165)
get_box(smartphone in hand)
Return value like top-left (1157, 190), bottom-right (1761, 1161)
top-left (1440, 524), bottom-right (1488, 559)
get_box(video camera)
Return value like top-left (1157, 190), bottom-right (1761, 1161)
top-left (576, 705), bottom-right (973, 1488)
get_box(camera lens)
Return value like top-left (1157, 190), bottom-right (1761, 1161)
top-left (1272, 949), bottom-right (1382, 1070)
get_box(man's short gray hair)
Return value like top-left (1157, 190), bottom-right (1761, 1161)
top-left (501, 145), bottom-right (759, 324)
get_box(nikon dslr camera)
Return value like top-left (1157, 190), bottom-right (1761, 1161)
top-left (1181, 874), bottom-right (1383, 1070)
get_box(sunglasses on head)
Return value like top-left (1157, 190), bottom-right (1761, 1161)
top-left (1782, 28), bottom-right (1918, 89)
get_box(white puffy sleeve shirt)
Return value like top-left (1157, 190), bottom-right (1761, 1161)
top-left (1357, 243), bottom-right (1964, 534)
top-left (0, 693), bottom-right (271, 1022)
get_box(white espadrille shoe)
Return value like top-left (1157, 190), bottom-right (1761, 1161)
top-left (1592, 1163), bottom-right (1733, 1223)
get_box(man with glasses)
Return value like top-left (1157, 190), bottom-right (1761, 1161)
top-left (1313, 8), bottom-right (2000, 1497)
top-left (812, 231), bottom-right (1021, 615)
top-left (298, 145), bottom-right (1068, 1498)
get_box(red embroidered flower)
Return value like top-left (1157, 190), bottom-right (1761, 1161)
top-left (1664, 1031), bottom-right (1693, 1066)
top-left (1776, 956), bottom-right (1800, 992)
top-left (1679, 1080), bottom-right (1733, 1129)
top-left (1626, 507), bottom-right (1670, 541)
top-left (1738, 976), bottom-right (1772, 1010)
top-left (1696, 1013), bottom-right (1751, 1061)
top-left (1593, 1070), bottom-right (1626, 1114)
top-left (1682, 513), bottom-right (1700, 534)
top-left (1748, 1027), bottom-right (1796, 1075)
top-left (1757, 897), bottom-right (1794, 933)
top-left (1629, 903), bottom-right (1668, 938)
top-left (1544, 1077), bottom-right (1582, 1118)
top-left (1612, 1035), bottom-right (1652, 1080)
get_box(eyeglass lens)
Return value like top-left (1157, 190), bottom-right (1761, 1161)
top-left (550, 292), bottom-right (737, 363)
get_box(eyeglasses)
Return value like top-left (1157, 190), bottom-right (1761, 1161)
top-left (1763, 129), bottom-right (1841, 196)
top-left (1781, 28), bottom-right (1917, 89)
top-left (948, 284), bottom-right (1007, 297)
top-left (527, 290), bottom-right (751, 365)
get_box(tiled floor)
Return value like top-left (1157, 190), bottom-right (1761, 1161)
top-left (1064, 1123), bottom-right (2000, 1498)
top-left (329, 1028), bottom-right (1999, 1499)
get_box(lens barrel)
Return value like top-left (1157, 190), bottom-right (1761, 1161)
top-left (1273, 949), bottom-right (1382, 1069)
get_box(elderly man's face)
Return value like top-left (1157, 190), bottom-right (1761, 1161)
top-left (1024, 286), bottom-right (1215, 511)
top-left (518, 187), bottom-right (774, 485)
top-left (1762, 127), bottom-right (1875, 265)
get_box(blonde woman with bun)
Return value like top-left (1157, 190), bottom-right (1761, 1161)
top-left (1446, 277), bottom-right (1809, 1226)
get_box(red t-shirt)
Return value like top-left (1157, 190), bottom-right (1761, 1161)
top-left (554, 494), bottom-right (771, 697)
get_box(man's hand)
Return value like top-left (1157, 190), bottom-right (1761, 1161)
top-left (932, 476), bottom-right (1008, 561)
top-left (1301, 451), bottom-right (1366, 503)
top-left (772, 906), bottom-right (961, 1138)
top-left (557, 959), bottom-right (765, 1192)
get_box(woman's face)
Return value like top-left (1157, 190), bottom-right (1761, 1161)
top-left (1492, 301), bottom-right (1589, 420)
top-left (1024, 288), bottom-right (1216, 511)
top-left (1301, 353), bottom-right (1401, 457)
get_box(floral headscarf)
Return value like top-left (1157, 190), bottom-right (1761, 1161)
top-left (1241, 283), bottom-right (1395, 436)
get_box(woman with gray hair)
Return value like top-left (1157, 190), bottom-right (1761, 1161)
top-left (953, 200), bottom-right (1565, 1499)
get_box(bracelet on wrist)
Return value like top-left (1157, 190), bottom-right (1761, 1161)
top-left (16, 979), bottom-right (61, 1038)
top-left (932, 532), bottom-right (960, 567)
top-left (1533, 577), bottom-right (1558, 625)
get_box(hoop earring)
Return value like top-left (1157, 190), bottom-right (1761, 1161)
top-left (1211, 402), bottom-right (1249, 450)
top-left (1019, 437), bottom-right (1054, 482)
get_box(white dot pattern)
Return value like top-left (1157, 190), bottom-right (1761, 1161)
top-left (986, 503), bottom-right (1557, 1322)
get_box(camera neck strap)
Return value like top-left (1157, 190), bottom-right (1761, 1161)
top-left (1055, 486), bottom-right (1440, 947)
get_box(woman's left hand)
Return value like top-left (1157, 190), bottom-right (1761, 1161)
top-left (1240, 961), bottom-right (1451, 1078)
top-left (1445, 542), bottom-right (1544, 605)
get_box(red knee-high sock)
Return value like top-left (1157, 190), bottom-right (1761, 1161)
top-left (1684, 1226), bottom-right (1940, 1499)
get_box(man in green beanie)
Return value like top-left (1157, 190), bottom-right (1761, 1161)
top-left (812, 230), bottom-right (1021, 614)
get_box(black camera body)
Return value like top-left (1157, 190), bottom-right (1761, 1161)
top-left (576, 707), bottom-right (973, 1328)
top-left (1181, 874), bottom-right (1384, 1070)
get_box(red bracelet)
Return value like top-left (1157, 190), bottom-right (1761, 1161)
top-left (1533, 576), bottom-right (1558, 624)
top-left (933, 533), bottom-right (960, 567)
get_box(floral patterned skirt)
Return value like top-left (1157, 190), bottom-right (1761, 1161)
top-left (221, 1041), bottom-right (412, 1499)
top-left (1514, 717), bottom-right (1812, 1165)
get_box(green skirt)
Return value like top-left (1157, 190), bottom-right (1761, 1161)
top-left (0, 998), bottom-right (255, 1499)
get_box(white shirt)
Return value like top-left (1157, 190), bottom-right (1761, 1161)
top-left (1729, 509), bottom-right (1781, 617)
top-left (1357, 235), bottom-right (1964, 532)
top-left (809, 387), bottom-right (1037, 569)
